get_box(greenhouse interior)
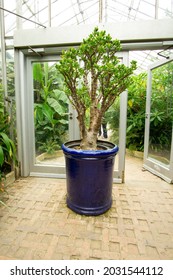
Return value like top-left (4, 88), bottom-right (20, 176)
top-left (0, 0), bottom-right (173, 260)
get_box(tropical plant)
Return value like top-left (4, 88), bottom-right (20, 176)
top-left (0, 131), bottom-right (17, 168)
top-left (109, 62), bottom-right (173, 152)
top-left (0, 89), bottom-right (17, 170)
top-left (38, 139), bottom-right (60, 154)
top-left (0, 85), bottom-right (17, 206)
top-left (33, 62), bottom-right (69, 154)
top-left (125, 72), bottom-right (147, 151)
top-left (57, 27), bottom-right (137, 150)
top-left (149, 62), bottom-right (173, 154)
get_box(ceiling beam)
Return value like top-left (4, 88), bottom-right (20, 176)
top-left (14, 19), bottom-right (173, 49)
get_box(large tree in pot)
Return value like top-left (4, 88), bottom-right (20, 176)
top-left (56, 27), bottom-right (137, 215)
top-left (57, 27), bottom-right (136, 150)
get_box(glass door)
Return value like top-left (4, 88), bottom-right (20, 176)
top-left (15, 50), bottom-right (129, 182)
top-left (113, 52), bottom-right (129, 183)
top-left (33, 61), bottom-right (68, 170)
top-left (143, 57), bottom-right (173, 183)
top-left (27, 56), bottom-right (79, 177)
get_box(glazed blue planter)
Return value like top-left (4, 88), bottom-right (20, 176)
top-left (62, 140), bottom-right (119, 216)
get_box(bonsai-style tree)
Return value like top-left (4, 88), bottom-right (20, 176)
top-left (57, 27), bottom-right (137, 150)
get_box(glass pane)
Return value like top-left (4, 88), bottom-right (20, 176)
top-left (32, 61), bottom-right (69, 166)
top-left (6, 49), bottom-right (15, 97)
top-left (106, 57), bottom-right (123, 172)
top-left (148, 61), bottom-right (173, 165)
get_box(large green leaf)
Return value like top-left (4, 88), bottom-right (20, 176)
top-left (34, 104), bottom-right (44, 122)
top-left (53, 89), bottom-right (68, 103)
top-left (0, 146), bottom-right (4, 166)
top-left (42, 103), bottom-right (54, 123)
top-left (33, 63), bottom-right (43, 83)
top-left (0, 132), bottom-right (11, 153)
top-left (58, 119), bottom-right (68, 124)
top-left (0, 132), bottom-right (17, 163)
top-left (47, 97), bottom-right (66, 115)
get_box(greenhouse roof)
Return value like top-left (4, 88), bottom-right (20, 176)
top-left (1, 0), bottom-right (173, 72)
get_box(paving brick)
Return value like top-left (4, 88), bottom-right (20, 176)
top-left (0, 155), bottom-right (173, 260)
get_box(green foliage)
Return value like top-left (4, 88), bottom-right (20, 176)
top-left (126, 73), bottom-right (147, 151)
top-left (58, 28), bottom-right (136, 113)
top-left (38, 139), bottom-right (60, 154)
top-left (0, 85), bottom-right (17, 206)
top-left (149, 62), bottom-right (173, 153)
top-left (0, 87), bottom-right (17, 168)
top-left (7, 60), bottom-right (15, 96)
top-left (0, 132), bottom-right (17, 167)
top-left (33, 63), bottom-right (69, 154)
top-left (105, 97), bottom-right (120, 143)
top-left (109, 62), bottom-right (173, 152)
top-left (57, 27), bottom-right (137, 149)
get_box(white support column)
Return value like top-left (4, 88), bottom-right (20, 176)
top-left (105, 0), bottom-right (108, 22)
top-left (99, 0), bottom-right (103, 23)
top-left (16, 0), bottom-right (23, 29)
top-left (48, 0), bottom-right (51, 27)
top-left (0, 0), bottom-right (8, 98)
top-left (155, 0), bottom-right (159, 19)
top-left (14, 50), bottom-right (30, 177)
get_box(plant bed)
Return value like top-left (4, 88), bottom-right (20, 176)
top-left (5, 170), bottom-right (15, 187)
top-left (126, 149), bottom-right (143, 159)
top-left (36, 150), bottom-right (64, 165)
top-left (0, 170), bottom-right (16, 207)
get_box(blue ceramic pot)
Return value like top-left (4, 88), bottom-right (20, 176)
top-left (62, 140), bottom-right (119, 216)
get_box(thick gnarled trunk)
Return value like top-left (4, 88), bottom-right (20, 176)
top-left (80, 130), bottom-right (98, 150)
top-left (80, 108), bottom-right (102, 150)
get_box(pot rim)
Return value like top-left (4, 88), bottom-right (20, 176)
top-left (62, 139), bottom-right (119, 157)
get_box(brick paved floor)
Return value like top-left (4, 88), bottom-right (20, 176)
top-left (0, 155), bottom-right (173, 260)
